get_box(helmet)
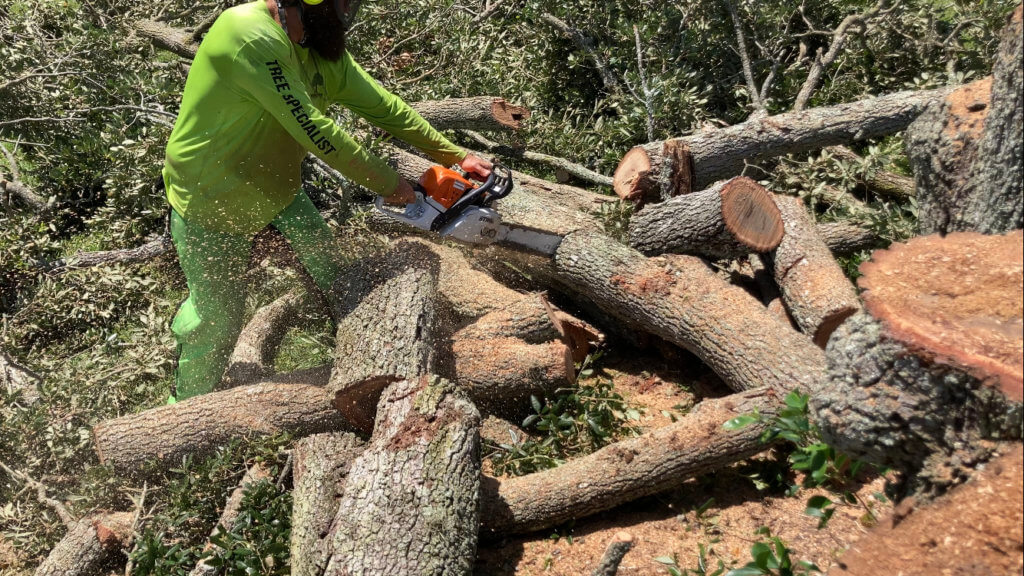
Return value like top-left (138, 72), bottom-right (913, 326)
top-left (301, 0), bottom-right (349, 22)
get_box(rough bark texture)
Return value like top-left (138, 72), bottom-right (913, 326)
top-left (135, 19), bottom-right (198, 58)
top-left (828, 447), bottom-right (1023, 576)
top-left (1, 179), bottom-right (49, 213)
top-left (967, 4), bottom-right (1023, 234)
top-left (770, 195), bottom-right (862, 347)
top-left (1, 348), bottom-right (40, 404)
top-left (323, 376), bottom-right (481, 576)
top-left (190, 464), bottom-right (273, 576)
top-left (614, 87), bottom-right (951, 201)
top-left (628, 177), bottom-right (784, 258)
top-left (815, 221), bottom-right (881, 256)
top-left (907, 78), bottom-right (993, 234)
top-left (480, 389), bottom-right (778, 535)
top-left (410, 97), bottom-right (530, 132)
top-left (224, 290), bottom-right (314, 386)
top-left (591, 532), bottom-right (634, 576)
top-left (553, 230), bottom-right (825, 396)
top-left (33, 512), bottom-right (133, 576)
top-left (327, 240), bottom-right (440, 432)
top-left (45, 236), bottom-right (173, 274)
top-left (811, 231), bottom-right (1023, 497)
top-left (92, 378), bottom-right (347, 476)
top-left (290, 432), bottom-right (366, 576)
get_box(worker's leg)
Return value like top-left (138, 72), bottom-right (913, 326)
top-left (270, 191), bottom-right (348, 295)
top-left (169, 210), bottom-right (252, 400)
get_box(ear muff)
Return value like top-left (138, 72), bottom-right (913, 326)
top-left (301, 0), bottom-right (348, 21)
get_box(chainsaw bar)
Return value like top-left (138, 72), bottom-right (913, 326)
top-left (494, 223), bottom-right (563, 257)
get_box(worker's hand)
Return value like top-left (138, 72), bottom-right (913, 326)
top-left (458, 153), bottom-right (493, 180)
top-left (383, 178), bottom-right (416, 205)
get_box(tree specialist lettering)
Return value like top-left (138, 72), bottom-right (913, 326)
top-left (265, 60), bottom-right (338, 155)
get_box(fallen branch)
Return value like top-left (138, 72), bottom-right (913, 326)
top-left (43, 236), bottom-right (173, 274)
top-left (34, 512), bottom-right (134, 576)
top-left (224, 290), bottom-right (316, 386)
top-left (410, 97), bottom-right (530, 132)
top-left (592, 532), bottom-right (635, 576)
top-left (190, 463), bottom-right (273, 576)
top-left (460, 129), bottom-right (613, 187)
top-left (135, 19), bottom-right (198, 58)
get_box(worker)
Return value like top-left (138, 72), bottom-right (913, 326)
top-left (162, 0), bottom-right (491, 402)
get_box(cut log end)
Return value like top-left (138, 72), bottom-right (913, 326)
top-left (719, 177), bottom-right (785, 252)
top-left (491, 99), bottom-right (532, 129)
top-left (858, 230), bottom-right (1024, 401)
top-left (612, 147), bottom-right (652, 201)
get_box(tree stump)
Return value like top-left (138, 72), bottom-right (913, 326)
top-left (627, 177), bottom-right (784, 259)
top-left (811, 231), bottom-right (1023, 497)
top-left (770, 195), bottom-right (861, 347)
top-left (322, 376), bottom-right (480, 575)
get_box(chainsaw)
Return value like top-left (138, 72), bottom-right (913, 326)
top-left (375, 163), bottom-right (562, 256)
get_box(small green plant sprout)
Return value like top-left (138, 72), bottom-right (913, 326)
top-left (725, 527), bottom-right (821, 576)
top-left (655, 543), bottom-right (728, 576)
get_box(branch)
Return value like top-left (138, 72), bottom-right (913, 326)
top-left (541, 14), bottom-right (619, 92)
top-left (460, 129), bottom-right (613, 187)
top-left (41, 235), bottom-right (174, 274)
top-left (0, 461), bottom-right (76, 527)
top-left (723, 0), bottom-right (765, 112)
top-left (631, 25), bottom-right (656, 141)
top-left (471, 0), bottom-right (508, 23)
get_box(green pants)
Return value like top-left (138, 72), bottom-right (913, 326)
top-left (169, 191), bottom-right (341, 400)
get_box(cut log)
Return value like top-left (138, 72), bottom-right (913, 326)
top-left (627, 177), bottom-right (784, 258)
top-left (92, 373), bottom-right (346, 476)
top-left (614, 87), bottom-right (952, 203)
top-left (967, 4), bottom-right (1023, 234)
top-left (224, 290), bottom-right (314, 386)
top-left (815, 221), bottom-right (881, 256)
top-left (290, 432), bottom-right (366, 576)
top-left (811, 231), bottom-right (1023, 497)
top-left (190, 463), bottom-right (272, 576)
top-left (769, 196), bottom-right (861, 347)
top-left (907, 78), bottom-right (993, 235)
top-left (33, 512), bottom-right (133, 576)
top-left (552, 230), bottom-right (825, 396)
top-left (327, 240), bottom-right (440, 433)
top-left (592, 532), bottom-right (635, 576)
top-left (829, 447), bottom-right (1023, 576)
top-left (410, 97), bottom-right (530, 132)
top-left (480, 388), bottom-right (778, 535)
top-left (323, 376), bottom-right (480, 576)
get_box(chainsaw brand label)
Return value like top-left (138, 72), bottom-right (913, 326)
top-left (265, 60), bottom-right (338, 155)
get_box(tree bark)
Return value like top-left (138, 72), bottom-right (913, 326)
top-left (480, 389), bottom-right (778, 535)
top-left (815, 221), bottom-right (881, 256)
top-left (613, 87), bottom-right (951, 202)
top-left (92, 375), bottom-right (347, 476)
top-left (553, 230), bottom-right (825, 396)
top-left (224, 290), bottom-right (314, 386)
top-left (967, 4), bottom-right (1023, 234)
top-left (591, 532), bottom-right (635, 576)
top-left (907, 78), bottom-right (992, 234)
top-left (810, 231), bottom-right (1023, 498)
top-left (323, 376), bottom-right (481, 576)
top-left (135, 19), bottom-right (198, 59)
top-left (190, 464), bottom-right (273, 576)
top-left (327, 240), bottom-right (440, 434)
top-left (628, 177), bottom-right (784, 258)
top-left (769, 196), bottom-right (862, 347)
top-left (290, 432), bottom-right (366, 576)
top-left (33, 512), bottom-right (133, 576)
top-left (410, 97), bottom-right (530, 132)
top-left (1, 348), bottom-right (40, 404)
top-left (44, 236), bottom-right (173, 274)
top-left (1, 178), bottom-right (49, 213)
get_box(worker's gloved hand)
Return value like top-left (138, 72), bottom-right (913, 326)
top-left (458, 153), bottom-right (493, 180)
top-left (383, 177), bottom-right (417, 205)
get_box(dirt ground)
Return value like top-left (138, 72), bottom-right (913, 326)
top-left (475, 348), bottom-right (895, 575)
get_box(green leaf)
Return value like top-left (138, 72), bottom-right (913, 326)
top-left (722, 414), bottom-right (758, 431)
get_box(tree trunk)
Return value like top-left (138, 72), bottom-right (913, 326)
top-left (190, 464), bottom-right (272, 576)
top-left (480, 389), bottom-right (777, 535)
top-left (907, 78), bottom-right (992, 234)
top-left (92, 375), bottom-right (347, 476)
top-left (327, 240), bottom-right (440, 434)
top-left (33, 512), bottom-right (133, 576)
top-left (769, 195), bottom-right (862, 347)
top-left (553, 230), bottom-right (825, 396)
top-left (967, 4), bottom-right (1023, 234)
top-left (614, 87), bottom-right (951, 202)
top-left (290, 433), bottom-right (366, 576)
top-left (811, 231), bottom-right (1023, 498)
top-left (323, 376), bottom-right (480, 576)
top-left (627, 177), bottom-right (784, 258)
top-left (224, 290), bottom-right (314, 386)
top-left (410, 97), bottom-right (531, 132)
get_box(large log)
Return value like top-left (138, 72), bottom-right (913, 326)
top-left (613, 87), bottom-right (951, 203)
top-left (410, 97), bottom-right (530, 132)
top-left (92, 373), bottom-right (345, 476)
top-left (323, 376), bottom-right (481, 575)
top-left (290, 432), bottom-right (366, 576)
top-left (190, 464), bottom-right (272, 576)
top-left (553, 230), bottom-right (825, 396)
top-left (34, 512), bottom-right (133, 576)
top-left (480, 389), bottom-right (777, 535)
top-left (224, 290), bottom-right (314, 386)
top-left (627, 177), bottom-right (784, 258)
top-left (811, 231), bottom-right (1023, 497)
top-left (770, 195), bottom-right (861, 347)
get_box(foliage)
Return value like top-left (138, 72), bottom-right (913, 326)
top-left (724, 527), bottom-right (820, 576)
top-left (656, 544), bottom-right (729, 576)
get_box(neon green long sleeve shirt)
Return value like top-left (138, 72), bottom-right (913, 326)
top-left (163, 1), bottom-right (465, 235)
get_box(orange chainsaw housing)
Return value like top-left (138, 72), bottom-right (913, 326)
top-left (419, 165), bottom-right (475, 210)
